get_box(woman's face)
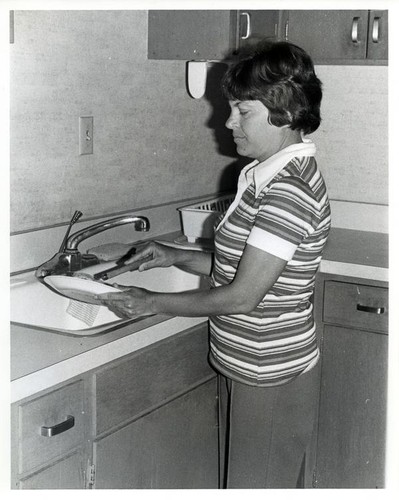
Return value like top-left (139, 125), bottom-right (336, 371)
top-left (225, 100), bottom-right (299, 161)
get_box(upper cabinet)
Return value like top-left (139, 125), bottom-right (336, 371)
top-left (366, 10), bottom-right (388, 61)
top-left (148, 10), bottom-right (237, 60)
top-left (236, 10), bottom-right (281, 49)
top-left (283, 10), bottom-right (388, 64)
top-left (148, 10), bottom-right (281, 61)
top-left (148, 10), bottom-right (388, 65)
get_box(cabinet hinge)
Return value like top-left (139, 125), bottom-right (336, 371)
top-left (86, 464), bottom-right (96, 488)
top-left (312, 469), bottom-right (318, 488)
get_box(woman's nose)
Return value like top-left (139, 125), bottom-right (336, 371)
top-left (225, 112), bottom-right (236, 130)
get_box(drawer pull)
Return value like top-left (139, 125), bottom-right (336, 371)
top-left (351, 17), bottom-right (360, 43)
top-left (240, 12), bottom-right (251, 40)
top-left (356, 304), bottom-right (385, 315)
top-left (372, 17), bottom-right (380, 43)
top-left (40, 415), bottom-right (75, 437)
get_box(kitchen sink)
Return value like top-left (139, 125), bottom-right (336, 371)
top-left (10, 262), bottom-right (207, 336)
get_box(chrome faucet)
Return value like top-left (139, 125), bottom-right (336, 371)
top-left (35, 213), bottom-right (150, 280)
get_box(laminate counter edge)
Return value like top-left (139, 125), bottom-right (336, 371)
top-left (11, 316), bottom-right (207, 403)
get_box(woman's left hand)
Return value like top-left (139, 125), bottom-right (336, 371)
top-left (96, 285), bottom-right (155, 320)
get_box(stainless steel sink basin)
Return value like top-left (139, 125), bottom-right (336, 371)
top-left (10, 263), bottom-right (207, 336)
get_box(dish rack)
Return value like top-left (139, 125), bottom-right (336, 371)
top-left (178, 194), bottom-right (235, 242)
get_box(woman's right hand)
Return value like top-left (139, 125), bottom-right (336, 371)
top-left (124, 241), bottom-right (178, 272)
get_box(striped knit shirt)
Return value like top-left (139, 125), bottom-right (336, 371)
top-left (209, 142), bottom-right (331, 387)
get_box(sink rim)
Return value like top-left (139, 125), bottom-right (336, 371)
top-left (10, 315), bottom-right (146, 337)
top-left (10, 264), bottom-right (204, 336)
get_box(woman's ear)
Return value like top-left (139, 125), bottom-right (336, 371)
top-left (280, 111), bottom-right (293, 128)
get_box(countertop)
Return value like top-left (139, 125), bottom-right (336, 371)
top-left (11, 228), bottom-right (389, 403)
top-left (11, 315), bottom-right (207, 403)
top-left (319, 228), bottom-right (388, 282)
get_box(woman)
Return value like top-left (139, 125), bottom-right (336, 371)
top-left (97, 41), bottom-right (331, 488)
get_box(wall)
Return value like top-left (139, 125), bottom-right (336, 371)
top-left (10, 10), bottom-right (388, 239)
top-left (313, 65), bottom-right (388, 205)
top-left (10, 10), bottom-right (241, 234)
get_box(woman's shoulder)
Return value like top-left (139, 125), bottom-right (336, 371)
top-left (261, 157), bottom-right (327, 203)
top-left (282, 155), bottom-right (318, 176)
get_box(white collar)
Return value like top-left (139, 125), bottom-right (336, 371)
top-left (241, 139), bottom-right (316, 197)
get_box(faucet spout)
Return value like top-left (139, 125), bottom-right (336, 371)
top-left (35, 214), bottom-right (150, 280)
top-left (66, 215), bottom-right (150, 251)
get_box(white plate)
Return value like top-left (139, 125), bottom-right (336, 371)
top-left (44, 275), bottom-right (121, 305)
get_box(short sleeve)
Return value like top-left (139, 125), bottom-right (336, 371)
top-left (246, 177), bottom-right (319, 261)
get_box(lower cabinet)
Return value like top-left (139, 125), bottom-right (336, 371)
top-left (315, 325), bottom-right (387, 488)
top-left (91, 322), bottom-right (218, 488)
top-left (11, 322), bottom-right (218, 489)
top-left (313, 274), bottom-right (388, 488)
top-left (94, 379), bottom-right (218, 488)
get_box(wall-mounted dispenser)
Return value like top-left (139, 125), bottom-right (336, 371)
top-left (187, 61), bottom-right (208, 99)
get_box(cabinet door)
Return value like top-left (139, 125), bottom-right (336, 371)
top-left (286, 10), bottom-right (369, 63)
top-left (94, 378), bottom-right (218, 488)
top-left (148, 10), bottom-right (236, 60)
top-left (367, 11), bottom-right (388, 61)
top-left (19, 452), bottom-right (85, 489)
top-left (95, 323), bottom-right (213, 435)
top-left (237, 10), bottom-right (280, 48)
top-left (315, 325), bottom-right (387, 488)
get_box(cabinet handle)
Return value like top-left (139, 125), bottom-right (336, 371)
top-left (240, 12), bottom-right (251, 40)
top-left (372, 17), bottom-right (380, 43)
top-left (351, 17), bottom-right (360, 43)
top-left (40, 415), bottom-right (75, 437)
top-left (284, 19), bottom-right (289, 41)
top-left (356, 304), bottom-right (385, 315)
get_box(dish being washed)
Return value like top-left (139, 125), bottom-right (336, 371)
top-left (44, 275), bottom-right (121, 305)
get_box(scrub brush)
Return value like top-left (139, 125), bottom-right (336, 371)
top-left (62, 275), bottom-right (112, 329)
top-left (66, 299), bottom-right (100, 328)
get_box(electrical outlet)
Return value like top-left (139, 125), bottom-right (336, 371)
top-left (79, 116), bottom-right (93, 155)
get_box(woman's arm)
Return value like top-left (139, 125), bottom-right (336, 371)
top-left (98, 244), bottom-right (287, 319)
top-left (126, 241), bottom-right (213, 277)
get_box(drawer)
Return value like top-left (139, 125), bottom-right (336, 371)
top-left (19, 451), bottom-right (84, 489)
top-left (323, 281), bottom-right (388, 334)
top-left (18, 380), bottom-right (85, 474)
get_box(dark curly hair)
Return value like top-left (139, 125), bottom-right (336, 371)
top-left (222, 41), bottom-right (322, 135)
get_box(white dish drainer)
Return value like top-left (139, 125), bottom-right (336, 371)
top-left (178, 194), bottom-right (235, 242)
